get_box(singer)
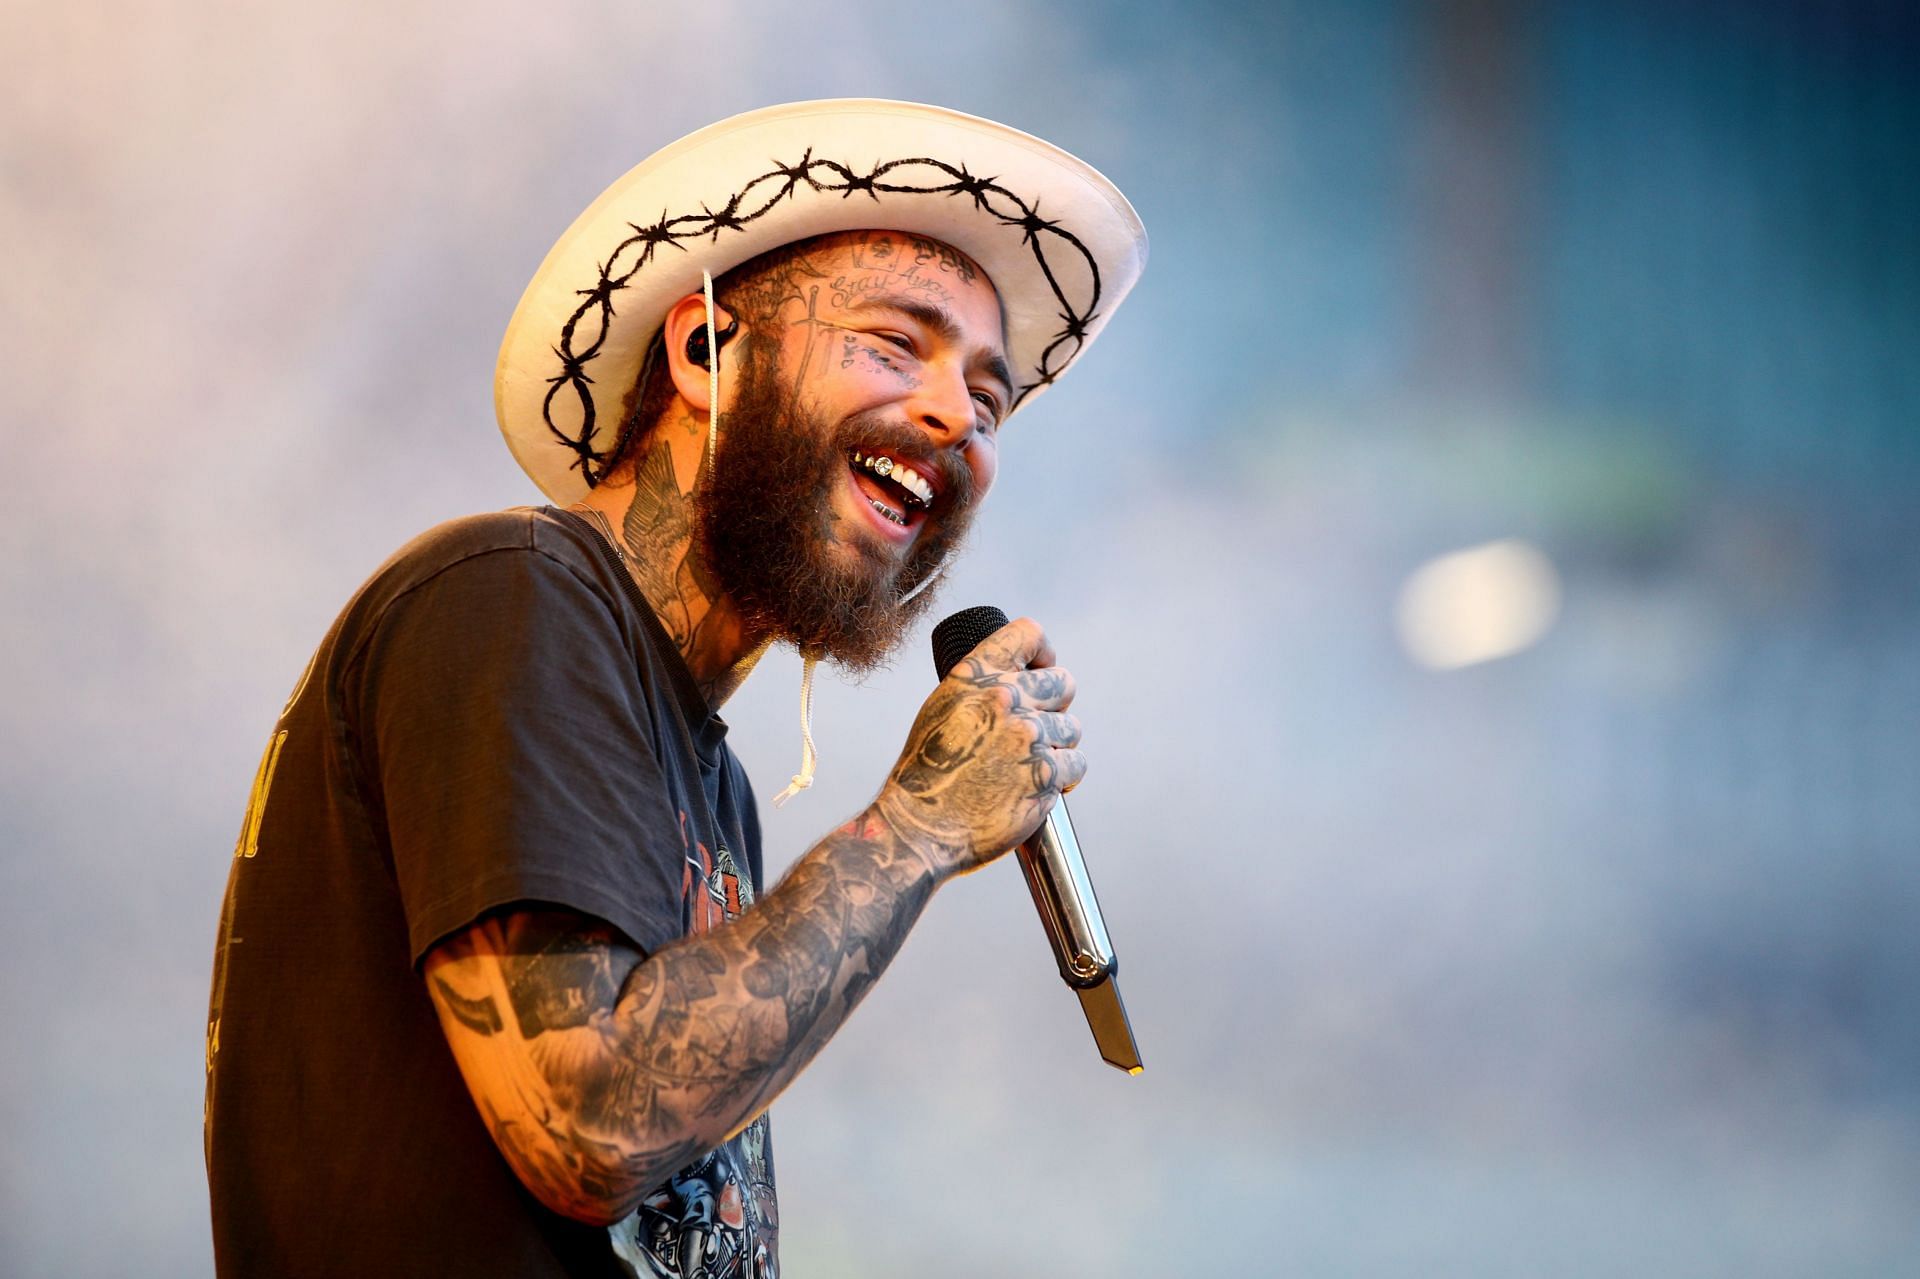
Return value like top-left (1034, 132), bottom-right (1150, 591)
top-left (203, 101), bottom-right (1145, 1278)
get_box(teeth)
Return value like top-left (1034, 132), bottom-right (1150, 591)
top-left (869, 498), bottom-right (907, 525)
top-left (850, 451), bottom-right (933, 508)
top-left (896, 464), bottom-right (932, 505)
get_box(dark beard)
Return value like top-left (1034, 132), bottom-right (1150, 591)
top-left (698, 344), bottom-right (978, 672)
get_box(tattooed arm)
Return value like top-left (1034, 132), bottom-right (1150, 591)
top-left (423, 618), bottom-right (1083, 1225)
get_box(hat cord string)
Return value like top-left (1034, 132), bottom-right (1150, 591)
top-left (771, 652), bottom-right (819, 807)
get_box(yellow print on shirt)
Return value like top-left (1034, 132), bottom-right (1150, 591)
top-left (233, 730), bottom-right (287, 859)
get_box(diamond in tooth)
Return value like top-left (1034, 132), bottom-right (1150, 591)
top-left (853, 450), bottom-right (932, 510)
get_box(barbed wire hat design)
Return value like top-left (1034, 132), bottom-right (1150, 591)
top-left (495, 98), bottom-right (1149, 504)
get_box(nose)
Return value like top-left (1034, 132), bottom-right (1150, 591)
top-left (907, 362), bottom-right (980, 448)
top-left (903, 364), bottom-right (998, 504)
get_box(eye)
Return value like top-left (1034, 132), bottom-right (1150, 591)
top-left (876, 331), bottom-right (917, 354)
top-left (971, 390), bottom-right (1004, 428)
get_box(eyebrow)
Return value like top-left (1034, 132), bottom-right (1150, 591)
top-left (848, 294), bottom-right (1015, 403)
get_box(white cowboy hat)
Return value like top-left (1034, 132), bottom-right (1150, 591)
top-left (494, 98), bottom-right (1149, 504)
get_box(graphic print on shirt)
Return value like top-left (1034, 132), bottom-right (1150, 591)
top-left (680, 808), bottom-right (754, 934)
top-left (606, 810), bottom-right (777, 1279)
top-left (206, 642), bottom-right (317, 1161)
top-left (205, 702), bottom-right (296, 1140)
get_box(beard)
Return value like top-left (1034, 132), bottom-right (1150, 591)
top-left (698, 342), bottom-right (979, 672)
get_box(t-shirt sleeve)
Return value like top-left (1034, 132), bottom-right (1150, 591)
top-left (344, 539), bottom-right (687, 963)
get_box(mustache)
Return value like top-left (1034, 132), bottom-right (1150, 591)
top-left (831, 415), bottom-right (978, 514)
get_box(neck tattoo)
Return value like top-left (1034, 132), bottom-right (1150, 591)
top-left (566, 507), bottom-right (751, 909)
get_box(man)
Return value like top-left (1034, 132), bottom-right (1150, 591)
top-left (204, 100), bottom-right (1146, 1277)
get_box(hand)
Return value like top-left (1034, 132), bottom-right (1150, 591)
top-left (875, 617), bottom-right (1085, 880)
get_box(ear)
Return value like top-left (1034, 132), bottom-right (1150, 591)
top-left (661, 292), bottom-right (738, 412)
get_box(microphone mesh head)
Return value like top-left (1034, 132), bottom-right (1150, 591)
top-left (931, 605), bottom-right (1011, 678)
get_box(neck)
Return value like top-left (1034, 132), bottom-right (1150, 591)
top-left (573, 409), bottom-right (770, 707)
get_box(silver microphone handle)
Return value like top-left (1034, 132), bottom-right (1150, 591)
top-left (1016, 799), bottom-right (1142, 1074)
top-left (1017, 800), bottom-right (1112, 985)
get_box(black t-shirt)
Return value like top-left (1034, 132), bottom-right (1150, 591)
top-left (205, 508), bottom-right (778, 1278)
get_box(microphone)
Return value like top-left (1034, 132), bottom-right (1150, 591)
top-left (931, 606), bottom-right (1142, 1075)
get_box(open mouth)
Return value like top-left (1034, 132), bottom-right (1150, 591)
top-left (847, 449), bottom-right (935, 528)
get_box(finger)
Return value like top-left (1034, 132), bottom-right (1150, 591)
top-left (1029, 710), bottom-right (1082, 749)
top-left (1043, 746), bottom-right (1089, 795)
top-left (1028, 743), bottom-right (1087, 796)
top-left (968, 616), bottom-right (1048, 674)
top-left (1012, 665), bottom-right (1076, 710)
top-left (1024, 622), bottom-right (1058, 672)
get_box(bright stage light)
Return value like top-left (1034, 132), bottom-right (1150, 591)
top-left (1396, 539), bottom-right (1561, 670)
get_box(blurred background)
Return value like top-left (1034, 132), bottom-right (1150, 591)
top-left (4, 0), bottom-right (1917, 1273)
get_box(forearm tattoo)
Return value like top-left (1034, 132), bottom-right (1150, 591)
top-left (425, 807), bottom-right (940, 1223)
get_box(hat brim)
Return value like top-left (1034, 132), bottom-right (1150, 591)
top-left (494, 99), bottom-right (1148, 504)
